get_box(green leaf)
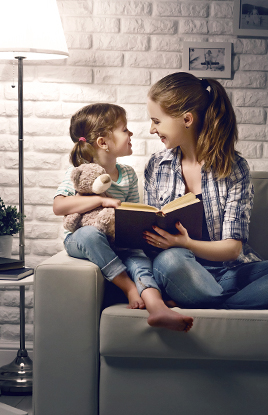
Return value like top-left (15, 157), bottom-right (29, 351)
top-left (0, 197), bottom-right (24, 236)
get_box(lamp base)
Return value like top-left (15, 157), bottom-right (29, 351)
top-left (0, 351), bottom-right (32, 395)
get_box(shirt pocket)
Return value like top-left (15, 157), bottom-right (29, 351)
top-left (157, 188), bottom-right (173, 208)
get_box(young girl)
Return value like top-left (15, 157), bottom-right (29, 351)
top-left (143, 72), bottom-right (268, 310)
top-left (53, 103), bottom-right (194, 332)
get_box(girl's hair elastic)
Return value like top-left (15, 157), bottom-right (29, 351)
top-left (200, 78), bottom-right (210, 90)
top-left (79, 137), bottom-right (86, 142)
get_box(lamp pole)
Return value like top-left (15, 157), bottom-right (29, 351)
top-left (18, 57), bottom-right (25, 265)
top-left (17, 55), bottom-right (32, 378)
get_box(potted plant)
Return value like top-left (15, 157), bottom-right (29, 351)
top-left (0, 197), bottom-right (23, 258)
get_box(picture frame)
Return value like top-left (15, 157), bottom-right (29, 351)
top-left (182, 41), bottom-right (232, 79)
top-left (233, 0), bottom-right (268, 37)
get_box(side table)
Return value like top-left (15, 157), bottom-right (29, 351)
top-left (0, 274), bottom-right (34, 396)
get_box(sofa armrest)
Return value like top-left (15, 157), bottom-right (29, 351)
top-left (33, 250), bottom-right (105, 415)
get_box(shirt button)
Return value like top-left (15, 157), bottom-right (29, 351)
top-left (160, 197), bottom-right (163, 201)
top-left (178, 194), bottom-right (181, 197)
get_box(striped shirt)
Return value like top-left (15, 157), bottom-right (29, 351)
top-left (144, 146), bottom-right (262, 268)
top-left (55, 163), bottom-right (140, 202)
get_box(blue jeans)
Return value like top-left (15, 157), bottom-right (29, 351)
top-left (65, 227), bottom-right (268, 309)
top-left (152, 248), bottom-right (268, 309)
top-left (64, 226), bottom-right (160, 295)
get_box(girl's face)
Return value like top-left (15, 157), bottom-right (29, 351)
top-left (147, 98), bottom-right (187, 150)
top-left (109, 120), bottom-right (133, 157)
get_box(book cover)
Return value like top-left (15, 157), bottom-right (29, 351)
top-left (0, 257), bottom-right (25, 271)
top-left (0, 267), bottom-right (34, 280)
top-left (115, 193), bottom-right (203, 250)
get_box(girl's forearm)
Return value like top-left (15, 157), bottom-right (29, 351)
top-left (186, 238), bottom-right (242, 262)
top-left (53, 195), bottom-right (103, 216)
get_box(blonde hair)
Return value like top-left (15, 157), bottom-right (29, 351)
top-left (148, 72), bottom-right (238, 178)
top-left (69, 103), bottom-right (127, 167)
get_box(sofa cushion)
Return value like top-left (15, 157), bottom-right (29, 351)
top-left (100, 304), bottom-right (268, 361)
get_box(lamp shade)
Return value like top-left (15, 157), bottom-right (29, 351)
top-left (0, 0), bottom-right (69, 60)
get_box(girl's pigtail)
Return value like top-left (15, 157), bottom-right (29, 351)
top-left (197, 79), bottom-right (238, 179)
top-left (70, 138), bottom-right (95, 167)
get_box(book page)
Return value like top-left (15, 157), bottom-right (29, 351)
top-left (117, 202), bottom-right (159, 212)
top-left (161, 192), bottom-right (199, 214)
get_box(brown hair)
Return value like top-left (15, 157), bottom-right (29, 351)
top-left (148, 72), bottom-right (238, 178)
top-left (69, 103), bottom-right (127, 167)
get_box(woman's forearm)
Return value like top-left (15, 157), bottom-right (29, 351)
top-left (186, 238), bottom-right (242, 262)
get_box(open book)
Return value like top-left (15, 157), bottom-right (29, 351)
top-left (115, 192), bottom-right (203, 250)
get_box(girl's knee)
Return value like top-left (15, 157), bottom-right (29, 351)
top-left (71, 226), bottom-right (110, 254)
top-left (75, 225), bottom-right (107, 241)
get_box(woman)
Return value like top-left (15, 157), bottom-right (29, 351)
top-left (143, 72), bottom-right (268, 310)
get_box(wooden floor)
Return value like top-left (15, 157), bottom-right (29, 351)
top-left (0, 394), bottom-right (32, 414)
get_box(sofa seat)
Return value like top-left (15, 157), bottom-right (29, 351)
top-left (100, 304), bottom-right (268, 361)
top-left (99, 304), bottom-right (268, 415)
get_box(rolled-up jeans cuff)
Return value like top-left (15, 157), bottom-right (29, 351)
top-left (136, 279), bottom-right (161, 296)
top-left (101, 256), bottom-right (127, 281)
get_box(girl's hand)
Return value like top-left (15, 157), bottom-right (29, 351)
top-left (101, 197), bottom-right (121, 209)
top-left (143, 222), bottom-right (191, 250)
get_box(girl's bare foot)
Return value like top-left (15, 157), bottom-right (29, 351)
top-left (126, 286), bottom-right (145, 309)
top-left (112, 272), bottom-right (145, 309)
top-left (141, 288), bottom-right (193, 332)
top-left (147, 308), bottom-right (193, 332)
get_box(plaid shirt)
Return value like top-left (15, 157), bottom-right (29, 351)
top-left (144, 146), bottom-right (262, 268)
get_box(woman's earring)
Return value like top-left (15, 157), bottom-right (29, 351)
top-left (105, 148), bottom-right (109, 152)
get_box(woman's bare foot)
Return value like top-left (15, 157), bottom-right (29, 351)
top-left (126, 286), bottom-right (145, 309)
top-left (147, 308), bottom-right (193, 332)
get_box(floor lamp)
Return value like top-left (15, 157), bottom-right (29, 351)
top-left (0, 0), bottom-right (68, 393)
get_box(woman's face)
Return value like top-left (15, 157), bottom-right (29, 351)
top-left (147, 98), bottom-right (188, 150)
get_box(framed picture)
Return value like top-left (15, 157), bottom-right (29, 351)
top-left (233, 0), bottom-right (268, 36)
top-left (182, 42), bottom-right (232, 79)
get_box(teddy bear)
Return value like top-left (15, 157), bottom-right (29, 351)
top-left (63, 163), bottom-right (115, 241)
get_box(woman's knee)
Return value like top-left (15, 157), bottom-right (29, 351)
top-left (153, 248), bottom-right (225, 306)
top-left (154, 248), bottom-right (194, 273)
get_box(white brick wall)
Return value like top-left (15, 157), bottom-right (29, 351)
top-left (0, 0), bottom-right (267, 342)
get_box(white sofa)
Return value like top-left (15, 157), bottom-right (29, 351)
top-left (33, 171), bottom-right (268, 415)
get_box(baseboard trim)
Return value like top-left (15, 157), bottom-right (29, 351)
top-left (0, 341), bottom-right (33, 351)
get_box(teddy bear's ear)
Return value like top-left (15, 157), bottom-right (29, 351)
top-left (71, 166), bottom-right (82, 187)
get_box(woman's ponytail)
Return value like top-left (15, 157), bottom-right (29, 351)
top-left (196, 79), bottom-right (238, 178)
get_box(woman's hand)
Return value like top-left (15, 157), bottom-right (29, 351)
top-left (143, 222), bottom-right (190, 250)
